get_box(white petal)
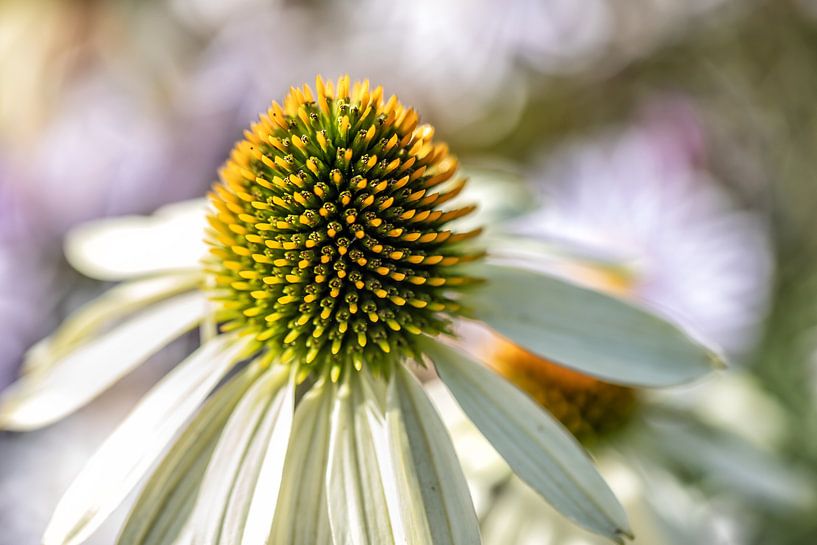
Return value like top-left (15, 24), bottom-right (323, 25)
top-left (422, 380), bottom-right (507, 519)
top-left (385, 366), bottom-right (481, 545)
top-left (423, 338), bottom-right (631, 543)
top-left (24, 273), bottom-right (200, 375)
top-left (269, 382), bottom-right (335, 545)
top-left (118, 364), bottom-right (264, 545)
top-left (327, 371), bottom-right (396, 545)
top-left (65, 199), bottom-right (207, 281)
top-left (43, 333), bottom-right (246, 545)
top-left (0, 292), bottom-right (206, 430)
top-left (656, 373), bottom-right (788, 447)
top-left (189, 365), bottom-right (289, 545)
top-left (643, 414), bottom-right (815, 508)
top-left (465, 262), bottom-right (723, 387)
top-left (236, 374), bottom-right (294, 545)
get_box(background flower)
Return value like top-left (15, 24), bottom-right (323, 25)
top-left (0, 168), bottom-right (61, 390)
top-left (507, 101), bottom-right (773, 357)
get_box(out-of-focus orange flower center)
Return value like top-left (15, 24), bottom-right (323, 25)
top-left (490, 338), bottom-right (638, 445)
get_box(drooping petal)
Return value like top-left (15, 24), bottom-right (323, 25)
top-left (423, 338), bottom-right (631, 543)
top-left (65, 199), bottom-right (207, 281)
top-left (118, 363), bottom-right (265, 545)
top-left (269, 381), bottom-right (335, 545)
top-left (43, 333), bottom-right (247, 545)
top-left (326, 371), bottom-right (396, 545)
top-left (385, 365), bottom-right (481, 545)
top-left (422, 380), bottom-right (508, 519)
top-left (24, 273), bottom-right (200, 375)
top-left (188, 365), bottom-right (289, 545)
top-left (0, 292), bottom-right (206, 430)
top-left (464, 263), bottom-right (723, 387)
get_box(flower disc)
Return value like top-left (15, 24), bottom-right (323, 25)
top-left (206, 76), bottom-right (482, 373)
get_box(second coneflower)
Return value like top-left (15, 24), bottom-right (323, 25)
top-left (0, 76), bottom-right (722, 545)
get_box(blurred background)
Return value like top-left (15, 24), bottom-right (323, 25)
top-left (2, 0), bottom-right (817, 544)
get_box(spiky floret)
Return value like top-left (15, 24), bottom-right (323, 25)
top-left (490, 340), bottom-right (638, 445)
top-left (206, 76), bottom-right (483, 375)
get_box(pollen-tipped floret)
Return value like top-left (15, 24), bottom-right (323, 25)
top-left (206, 76), bottom-right (483, 374)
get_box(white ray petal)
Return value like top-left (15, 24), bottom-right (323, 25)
top-left (643, 413), bottom-right (815, 508)
top-left (237, 373), bottom-right (294, 545)
top-left (118, 364), bottom-right (264, 545)
top-left (464, 262), bottom-right (723, 387)
top-left (24, 273), bottom-right (200, 375)
top-left (327, 371), bottom-right (396, 545)
top-left (65, 199), bottom-right (207, 281)
top-left (189, 365), bottom-right (289, 545)
top-left (43, 333), bottom-right (247, 545)
top-left (0, 292), bottom-right (206, 430)
top-left (423, 338), bottom-right (631, 543)
top-left (269, 381), bottom-right (335, 545)
top-left (386, 365), bottom-right (481, 545)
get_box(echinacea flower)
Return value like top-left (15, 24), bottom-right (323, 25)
top-left (0, 76), bottom-right (722, 545)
